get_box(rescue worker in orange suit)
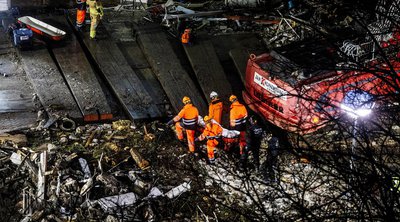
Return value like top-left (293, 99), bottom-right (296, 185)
top-left (208, 91), bottom-right (223, 124)
top-left (87, 0), bottom-right (104, 40)
top-left (229, 95), bottom-right (248, 157)
top-left (195, 116), bottom-right (223, 164)
top-left (181, 28), bottom-right (191, 45)
top-left (167, 96), bottom-right (199, 154)
top-left (76, 0), bottom-right (87, 30)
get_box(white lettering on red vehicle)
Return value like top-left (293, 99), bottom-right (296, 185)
top-left (254, 72), bottom-right (288, 100)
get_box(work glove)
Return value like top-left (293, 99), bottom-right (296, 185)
top-left (195, 137), bottom-right (199, 142)
top-left (167, 119), bottom-right (174, 126)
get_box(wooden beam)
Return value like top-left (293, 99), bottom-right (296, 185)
top-left (67, 14), bottom-right (163, 119)
top-left (182, 35), bottom-right (232, 102)
top-left (44, 16), bottom-right (113, 121)
top-left (117, 42), bottom-right (168, 115)
top-left (135, 23), bottom-right (207, 114)
top-left (19, 44), bottom-right (83, 120)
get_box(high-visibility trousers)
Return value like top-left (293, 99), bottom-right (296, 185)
top-left (207, 139), bottom-right (218, 160)
top-left (239, 131), bottom-right (246, 155)
top-left (76, 9), bottom-right (86, 27)
top-left (90, 14), bottom-right (100, 38)
top-left (181, 33), bottom-right (189, 44)
top-left (175, 122), bottom-right (195, 152)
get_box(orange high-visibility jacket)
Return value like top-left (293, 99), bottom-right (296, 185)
top-left (208, 99), bottom-right (223, 124)
top-left (76, 0), bottom-right (87, 26)
top-left (173, 104), bottom-right (199, 130)
top-left (230, 101), bottom-right (247, 131)
top-left (199, 122), bottom-right (223, 142)
top-left (181, 32), bottom-right (190, 44)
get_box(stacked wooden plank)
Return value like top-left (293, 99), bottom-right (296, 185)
top-left (100, 14), bottom-right (169, 116)
top-left (68, 14), bottom-right (163, 119)
top-left (19, 44), bottom-right (82, 120)
top-left (44, 16), bottom-right (113, 121)
top-left (0, 26), bottom-right (37, 132)
top-left (117, 41), bottom-right (169, 115)
top-left (211, 34), bottom-right (266, 85)
top-left (135, 23), bottom-right (207, 114)
top-left (229, 48), bottom-right (252, 84)
top-left (182, 34), bottom-right (232, 102)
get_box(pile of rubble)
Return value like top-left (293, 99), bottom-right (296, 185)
top-left (1, 116), bottom-right (392, 221)
top-left (0, 119), bottom-right (201, 221)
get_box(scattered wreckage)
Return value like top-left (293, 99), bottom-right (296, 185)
top-left (0, 112), bottom-right (325, 221)
top-left (0, 119), bottom-right (193, 221)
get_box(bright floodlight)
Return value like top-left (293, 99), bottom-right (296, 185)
top-left (341, 90), bottom-right (374, 118)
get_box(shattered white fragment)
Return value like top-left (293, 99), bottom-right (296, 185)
top-left (165, 182), bottom-right (191, 199)
top-left (175, 5), bottom-right (194, 14)
top-left (97, 193), bottom-right (139, 213)
top-left (80, 177), bottom-right (93, 196)
top-left (47, 143), bottom-right (57, 152)
top-left (10, 152), bottom-right (22, 165)
top-left (147, 187), bottom-right (163, 198)
top-left (78, 158), bottom-right (92, 181)
top-left (222, 129), bottom-right (240, 138)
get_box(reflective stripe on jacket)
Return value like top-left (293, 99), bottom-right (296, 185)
top-left (198, 123), bottom-right (223, 142)
top-left (230, 101), bottom-right (247, 131)
top-left (173, 104), bottom-right (199, 130)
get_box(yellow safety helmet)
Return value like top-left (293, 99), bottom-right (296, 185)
top-left (182, 96), bottom-right (191, 104)
top-left (229, 95), bottom-right (237, 103)
top-left (203, 115), bottom-right (211, 123)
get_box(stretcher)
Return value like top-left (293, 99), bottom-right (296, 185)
top-left (17, 16), bottom-right (66, 41)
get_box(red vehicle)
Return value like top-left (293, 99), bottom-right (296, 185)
top-left (243, 39), bottom-right (399, 134)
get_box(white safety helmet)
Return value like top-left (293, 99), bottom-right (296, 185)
top-left (210, 91), bottom-right (218, 99)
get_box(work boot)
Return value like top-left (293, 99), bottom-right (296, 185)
top-left (208, 158), bottom-right (215, 165)
top-left (90, 37), bottom-right (98, 41)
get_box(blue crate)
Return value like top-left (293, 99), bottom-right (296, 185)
top-left (13, 28), bottom-right (33, 47)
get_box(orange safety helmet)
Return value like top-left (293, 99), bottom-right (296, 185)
top-left (182, 96), bottom-right (191, 104)
top-left (203, 115), bottom-right (212, 123)
top-left (229, 95), bottom-right (237, 102)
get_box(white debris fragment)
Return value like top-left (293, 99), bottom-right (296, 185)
top-left (97, 192), bottom-right (139, 212)
top-left (47, 143), bottom-right (57, 153)
top-left (10, 152), bottom-right (22, 165)
top-left (78, 158), bottom-right (92, 181)
top-left (147, 187), bottom-right (163, 198)
top-left (205, 179), bottom-right (213, 187)
top-left (165, 181), bottom-right (191, 199)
